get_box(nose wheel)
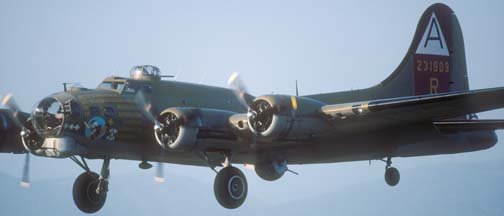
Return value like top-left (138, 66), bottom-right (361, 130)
top-left (384, 156), bottom-right (400, 187)
top-left (213, 166), bottom-right (248, 209)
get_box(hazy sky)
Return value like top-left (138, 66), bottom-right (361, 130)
top-left (0, 0), bottom-right (503, 215)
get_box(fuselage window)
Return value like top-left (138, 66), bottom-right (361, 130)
top-left (70, 100), bottom-right (82, 117)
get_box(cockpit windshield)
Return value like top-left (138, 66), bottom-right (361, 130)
top-left (98, 82), bottom-right (125, 92)
top-left (122, 81), bottom-right (152, 94)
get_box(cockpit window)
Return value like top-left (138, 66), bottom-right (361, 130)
top-left (123, 83), bottom-right (139, 93)
top-left (98, 82), bottom-right (125, 92)
top-left (122, 82), bottom-right (152, 94)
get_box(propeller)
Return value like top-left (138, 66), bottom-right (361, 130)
top-left (154, 162), bottom-right (165, 183)
top-left (2, 93), bottom-right (23, 128)
top-left (2, 93), bottom-right (31, 188)
top-left (134, 91), bottom-right (175, 182)
top-left (133, 91), bottom-right (165, 182)
top-left (134, 90), bottom-right (157, 124)
top-left (20, 153), bottom-right (30, 188)
top-left (227, 73), bottom-right (278, 134)
top-left (134, 89), bottom-right (182, 146)
top-left (227, 74), bottom-right (300, 176)
top-left (227, 72), bottom-right (254, 109)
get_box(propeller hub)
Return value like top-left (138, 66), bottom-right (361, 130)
top-left (154, 112), bottom-right (181, 148)
top-left (248, 100), bottom-right (274, 133)
top-left (20, 121), bottom-right (44, 152)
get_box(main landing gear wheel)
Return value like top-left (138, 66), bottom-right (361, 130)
top-left (73, 172), bottom-right (107, 213)
top-left (385, 167), bottom-right (400, 187)
top-left (214, 166), bottom-right (248, 209)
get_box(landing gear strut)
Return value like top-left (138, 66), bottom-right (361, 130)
top-left (384, 156), bottom-right (400, 187)
top-left (213, 155), bottom-right (248, 209)
top-left (71, 157), bottom-right (110, 213)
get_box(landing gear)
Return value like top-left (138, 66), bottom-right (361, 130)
top-left (384, 156), bottom-right (400, 187)
top-left (214, 166), bottom-right (248, 209)
top-left (71, 157), bottom-right (110, 213)
top-left (72, 172), bottom-right (107, 213)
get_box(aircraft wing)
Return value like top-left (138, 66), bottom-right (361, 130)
top-left (321, 87), bottom-right (504, 131)
top-left (0, 109), bottom-right (28, 154)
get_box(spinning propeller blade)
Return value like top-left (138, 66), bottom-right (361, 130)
top-left (2, 93), bottom-right (23, 128)
top-left (154, 162), bottom-right (165, 183)
top-left (20, 153), bottom-right (30, 188)
top-left (2, 94), bottom-right (33, 188)
top-left (227, 72), bottom-right (254, 109)
top-left (134, 90), bottom-right (157, 124)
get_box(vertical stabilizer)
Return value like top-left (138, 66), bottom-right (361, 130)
top-left (308, 3), bottom-right (469, 103)
top-left (380, 3), bottom-right (469, 96)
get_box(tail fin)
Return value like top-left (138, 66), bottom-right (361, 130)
top-left (381, 3), bottom-right (468, 96)
top-left (306, 3), bottom-right (469, 104)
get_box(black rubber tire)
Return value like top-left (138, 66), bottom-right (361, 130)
top-left (214, 166), bottom-right (248, 209)
top-left (385, 167), bottom-right (400, 187)
top-left (255, 163), bottom-right (284, 181)
top-left (73, 172), bottom-right (107, 213)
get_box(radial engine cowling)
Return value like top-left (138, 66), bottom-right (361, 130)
top-left (247, 95), bottom-right (329, 140)
top-left (154, 107), bottom-right (236, 151)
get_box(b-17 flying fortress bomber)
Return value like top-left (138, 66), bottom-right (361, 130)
top-left (1, 3), bottom-right (504, 213)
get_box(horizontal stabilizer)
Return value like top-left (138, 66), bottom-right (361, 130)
top-left (434, 119), bottom-right (504, 132)
top-left (321, 87), bottom-right (504, 132)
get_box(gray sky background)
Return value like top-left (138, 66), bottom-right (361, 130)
top-left (0, 0), bottom-right (503, 215)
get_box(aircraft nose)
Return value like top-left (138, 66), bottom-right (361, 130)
top-left (31, 96), bottom-right (65, 137)
top-left (31, 93), bottom-right (83, 137)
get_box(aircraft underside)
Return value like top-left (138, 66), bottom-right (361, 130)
top-left (70, 124), bottom-right (498, 166)
top-left (59, 126), bottom-right (497, 212)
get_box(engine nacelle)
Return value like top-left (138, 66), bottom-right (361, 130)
top-left (154, 107), bottom-right (236, 151)
top-left (247, 95), bottom-right (329, 140)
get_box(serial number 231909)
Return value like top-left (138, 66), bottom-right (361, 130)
top-left (416, 60), bottom-right (450, 73)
